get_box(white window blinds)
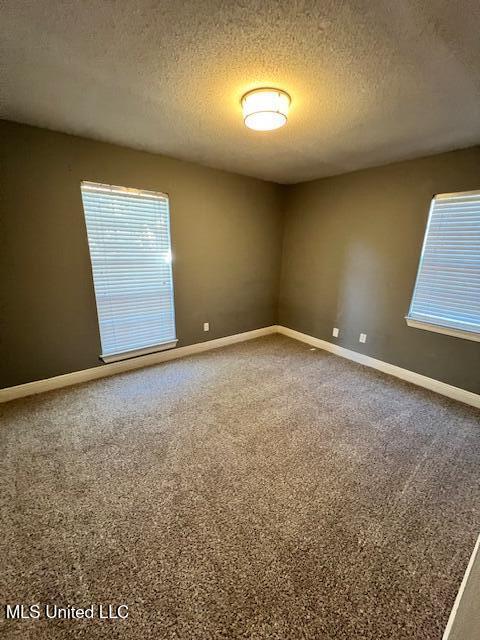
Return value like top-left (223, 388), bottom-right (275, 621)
top-left (406, 190), bottom-right (480, 342)
top-left (81, 182), bottom-right (177, 362)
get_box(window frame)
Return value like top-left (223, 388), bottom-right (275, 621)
top-left (405, 189), bottom-right (480, 343)
top-left (81, 181), bottom-right (178, 363)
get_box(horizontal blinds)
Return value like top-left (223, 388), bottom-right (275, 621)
top-left (81, 181), bottom-right (176, 358)
top-left (408, 190), bottom-right (480, 334)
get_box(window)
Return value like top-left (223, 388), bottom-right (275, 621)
top-left (81, 182), bottom-right (177, 362)
top-left (406, 190), bottom-right (480, 342)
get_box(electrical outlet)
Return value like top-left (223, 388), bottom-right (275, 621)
top-left (332, 327), bottom-right (339, 338)
top-left (203, 322), bottom-right (209, 332)
top-left (359, 333), bottom-right (367, 343)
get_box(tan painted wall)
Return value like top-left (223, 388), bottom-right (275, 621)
top-left (1, 121), bottom-right (283, 387)
top-left (279, 147), bottom-right (480, 394)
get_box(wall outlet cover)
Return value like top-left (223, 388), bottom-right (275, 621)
top-left (332, 327), bottom-right (339, 337)
top-left (203, 322), bottom-right (209, 332)
top-left (359, 333), bottom-right (367, 343)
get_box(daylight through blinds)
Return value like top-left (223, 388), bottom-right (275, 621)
top-left (408, 190), bottom-right (480, 336)
top-left (81, 182), bottom-right (176, 360)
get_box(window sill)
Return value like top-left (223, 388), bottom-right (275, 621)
top-left (405, 318), bottom-right (480, 343)
top-left (100, 340), bottom-right (178, 363)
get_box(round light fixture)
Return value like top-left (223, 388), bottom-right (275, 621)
top-left (241, 88), bottom-right (291, 131)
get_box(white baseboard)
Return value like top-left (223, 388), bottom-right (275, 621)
top-left (0, 326), bottom-right (277, 403)
top-left (2, 324), bottom-right (478, 408)
top-left (277, 326), bottom-right (480, 409)
top-left (442, 533), bottom-right (480, 640)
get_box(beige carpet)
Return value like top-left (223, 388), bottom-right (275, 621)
top-left (1, 334), bottom-right (479, 640)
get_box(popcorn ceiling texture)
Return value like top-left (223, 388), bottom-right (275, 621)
top-left (1, 335), bottom-right (479, 639)
top-left (1, 0), bottom-right (479, 183)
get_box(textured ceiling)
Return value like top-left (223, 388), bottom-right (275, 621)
top-left (2, 1), bottom-right (480, 183)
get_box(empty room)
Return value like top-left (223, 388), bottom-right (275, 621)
top-left (1, 2), bottom-right (479, 639)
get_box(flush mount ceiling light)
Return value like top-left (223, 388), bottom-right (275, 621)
top-left (241, 88), bottom-right (291, 131)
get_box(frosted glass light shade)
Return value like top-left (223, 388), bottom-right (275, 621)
top-left (241, 88), bottom-right (291, 131)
